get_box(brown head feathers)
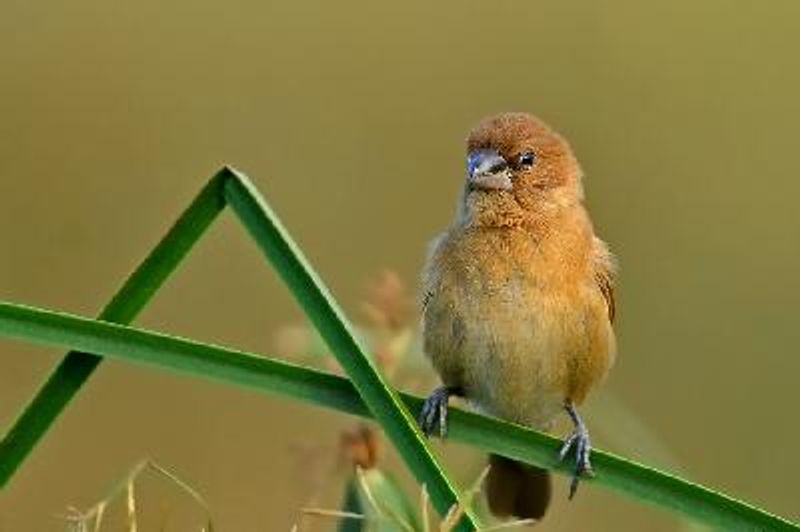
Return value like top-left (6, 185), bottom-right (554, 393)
top-left (460, 112), bottom-right (584, 228)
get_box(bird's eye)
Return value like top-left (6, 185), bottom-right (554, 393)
top-left (517, 152), bottom-right (536, 168)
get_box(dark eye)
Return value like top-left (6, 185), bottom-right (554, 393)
top-left (517, 152), bottom-right (536, 168)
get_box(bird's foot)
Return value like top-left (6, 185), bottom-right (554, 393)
top-left (558, 403), bottom-right (594, 499)
top-left (418, 386), bottom-right (459, 438)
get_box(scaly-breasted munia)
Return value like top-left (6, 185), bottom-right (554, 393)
top-left (419, 112), bottom-right (616, 520)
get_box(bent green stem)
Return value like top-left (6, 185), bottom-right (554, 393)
top-left (0, 167), bottom-right (475, 530)
top-left (0, 301), bottom-right (795, 532)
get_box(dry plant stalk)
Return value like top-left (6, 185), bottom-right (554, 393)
top-left (60, 459), bottom-right (214, 532)
top-left (291, 465), bottom-right (536, 532)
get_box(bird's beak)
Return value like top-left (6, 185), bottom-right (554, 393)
top-left (467, 149), bottom-right (513, 191)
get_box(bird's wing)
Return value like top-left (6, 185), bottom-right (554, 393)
top-left (421, 233), bottom-right (447, 313)
top-left (593, 237), bottom-right (617, 323)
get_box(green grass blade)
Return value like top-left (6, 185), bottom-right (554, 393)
top-left (220, 167), bottom-right (475, 530)
top-left (0, 302), bottom-right (795, 531)
top-left (0, 171), bottom-right (228, 487)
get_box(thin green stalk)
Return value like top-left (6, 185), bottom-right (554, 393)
top-left (0, 171), bottom-right (228, 486)
top-left (222, 168), bottom-right (475, 529)
top-left (0, 167), bottom-right (474, 529)
top-left (0, 301), bottom-right (795, 532)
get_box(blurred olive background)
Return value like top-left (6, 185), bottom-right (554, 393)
top-left (1, 0), bottom-right (799, 530)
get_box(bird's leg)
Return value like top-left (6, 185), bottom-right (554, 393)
top-left (558, 402), bottom-right (594, 499)
top-left (418, 386), bottom-right (463, 438)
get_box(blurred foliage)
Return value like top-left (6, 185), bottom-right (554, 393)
top-left (274, 270), bottom-right (430, 387)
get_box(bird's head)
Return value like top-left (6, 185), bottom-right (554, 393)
top-left (460, 112), bottom-right (584, 227)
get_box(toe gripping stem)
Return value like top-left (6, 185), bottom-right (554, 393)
top-left (418, 386), bottom-right (462, 438)
top-left (558, 402), bottom-right (594, 499)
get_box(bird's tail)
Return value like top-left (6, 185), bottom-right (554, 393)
top-left (486, 454), bottom-right (551, 521)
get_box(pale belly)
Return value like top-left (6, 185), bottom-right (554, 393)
top-left (423, 275), bottom-right (613, 430)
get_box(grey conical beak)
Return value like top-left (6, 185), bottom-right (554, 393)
top-left (467, 149), bottom-right (513, 191)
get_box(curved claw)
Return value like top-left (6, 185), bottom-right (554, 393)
top-left (418, 386), bottom-right (455, 438)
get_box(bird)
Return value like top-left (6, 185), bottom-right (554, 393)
top-left (418, 112), bottom-right (616, 521)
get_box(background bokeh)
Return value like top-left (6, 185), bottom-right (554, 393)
top-left (1, 1), bottom-right (799, 530)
